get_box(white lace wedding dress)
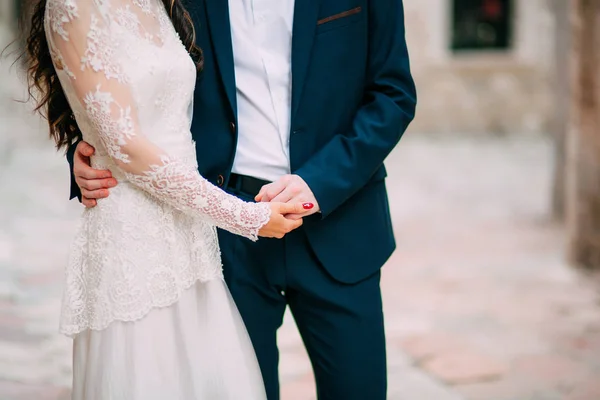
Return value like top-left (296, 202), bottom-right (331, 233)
top-left (44, 0), bottom-right (269, 398)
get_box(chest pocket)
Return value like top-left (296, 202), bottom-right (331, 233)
top-left (316, 5), bottom-right (364, 34)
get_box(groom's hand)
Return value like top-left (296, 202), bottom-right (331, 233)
top-left (73, 141), bottom-right (118, 208)
top-left (255, 174), bottom-right (320, 220)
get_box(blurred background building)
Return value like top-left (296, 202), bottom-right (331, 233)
top-left (1, 0), bottom-right (599, 399)
top-left (4, 0), bottom-right (557, 134)
top-left (0, 0), bottom-right (18, 32)
top-left (405, 0), bottom-right (554, 135)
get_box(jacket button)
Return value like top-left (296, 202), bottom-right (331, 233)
top-left (216, 175), bottom-right (224, 187)
top-left (229, 122), bottom-right (236, 133)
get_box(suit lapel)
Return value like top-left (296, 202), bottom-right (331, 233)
top-left (204, 0), bottom-right (237, 116)
top-left (291, 0), bottom-right (320, 120)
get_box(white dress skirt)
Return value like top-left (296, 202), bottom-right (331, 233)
top-left (71, 279), bottom-right (266, 400)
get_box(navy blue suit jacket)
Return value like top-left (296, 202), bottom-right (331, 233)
top-left (68, 0), bottom-right (416, 284)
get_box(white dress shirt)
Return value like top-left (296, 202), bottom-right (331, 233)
top-left (228, 0), bottom-right (295, 182)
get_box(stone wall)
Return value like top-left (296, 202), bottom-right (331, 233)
top-left (403, 0), bottom-right (556, 135)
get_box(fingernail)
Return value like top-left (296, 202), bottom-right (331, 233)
top-left (303, 203), bottom-right (314, 210)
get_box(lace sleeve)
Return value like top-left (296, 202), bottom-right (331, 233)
top-left (45, 0), bottom-right (270, 240)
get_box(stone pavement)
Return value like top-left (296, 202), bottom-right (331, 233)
top-left (2, 37), bottom-right (600, 400)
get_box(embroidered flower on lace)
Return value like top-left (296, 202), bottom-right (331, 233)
top-left (123, 157), bottom-right (271, 241)
top-left (114, 4), bottom-right (161, 46)
top-left (92, 0), bottom-right (110, 12)
top-left (156, 6), bottom-right (173, 45)
top-left (114, 5), bottom-right (141, 35)
top-left (147, 268), bottom-right (179, 306)
top-left (116, 107), bottom-right (136, 139)
top-left (83, 86), bottom-right (136, 163)
top-left (133, 0), bottom-right (153, 14)
top-left (110, 274), bottom-right (143, 308)
top-left (81, 14), bottom-right (126, 82)
top-left (46, 0), bottom-right (78, 41)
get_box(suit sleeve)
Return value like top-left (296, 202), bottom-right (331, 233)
top-left (66, 140), bottom-right (82, 201)
top-left (295, 0), bottom-right (416, 218)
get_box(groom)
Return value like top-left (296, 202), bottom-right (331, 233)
top-left (68, 0), bottom-right (416, 398)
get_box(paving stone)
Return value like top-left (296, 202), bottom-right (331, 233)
top-left (388, 369), bottom-right (465, 400)
top-left (454, 377), bottom-right (570, 400)
top-left (421, 352), bottom-right (508, 385)
top-left (398, 332), bottom-right (471, 362)
top-left (512, 354), bottom-right (593, 389)
top-left (566, 380), bottom-right (600, 400)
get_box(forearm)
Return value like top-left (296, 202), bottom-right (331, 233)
top-left (118, 151), bottom-right (271, 241)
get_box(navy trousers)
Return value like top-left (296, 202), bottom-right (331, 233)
top-left (218, 188), bottom-right (387, 400)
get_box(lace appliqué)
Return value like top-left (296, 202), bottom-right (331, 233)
top-left (157, 5), bottom-right (176, 45)
top-left (114, 5), bottom-right (141, 36)
top-left (59, 204), bottom-right (226, 336)
top-left (44, 0), bottom-right (273, 336)
top-left (47, 0), bottom-right (78, 40)
top-left (125, 157), bottom-right (272, 241)
top-left (115, 4), bottom-right (161, 45)
top-left (82, 14), bottom-right (126, 82)
top-left (83, 86), bottom-right (135, 163)
top-left (133, 0), bottom-right (153, 14)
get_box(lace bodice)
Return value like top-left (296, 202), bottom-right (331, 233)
top-left (44, 0), bottom-right (271, 335)
top-left (45, 0), bottom-right (270, 238)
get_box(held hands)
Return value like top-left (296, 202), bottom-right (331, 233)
top-left (255, 175), bottom-right (320, 220)
top-left (258, 202), bottom-right (313, 239)
top-left (71, 142), bottom-right (314, 239)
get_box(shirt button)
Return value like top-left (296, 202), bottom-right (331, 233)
top-left (229, 121), bottom-right (236, 133)
top-left (216, 175), bottom-right (225, 187)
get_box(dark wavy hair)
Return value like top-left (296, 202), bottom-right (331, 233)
top-left (24, 0), bottom-right (203, 151)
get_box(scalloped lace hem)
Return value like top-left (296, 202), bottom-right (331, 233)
top-left (60, 274), bottom-right (224, 338)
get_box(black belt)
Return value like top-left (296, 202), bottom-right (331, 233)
top-left (227, 173), bottom-right (271, 196)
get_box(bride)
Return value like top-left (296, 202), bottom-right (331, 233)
top-left (23, 0), bottom-right (308, 398)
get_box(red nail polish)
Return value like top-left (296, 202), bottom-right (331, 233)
top-left (303, 203), bottom-right (314, 210)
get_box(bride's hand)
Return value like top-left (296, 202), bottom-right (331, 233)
top-left (258, 202), bottom-right (312, 239)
